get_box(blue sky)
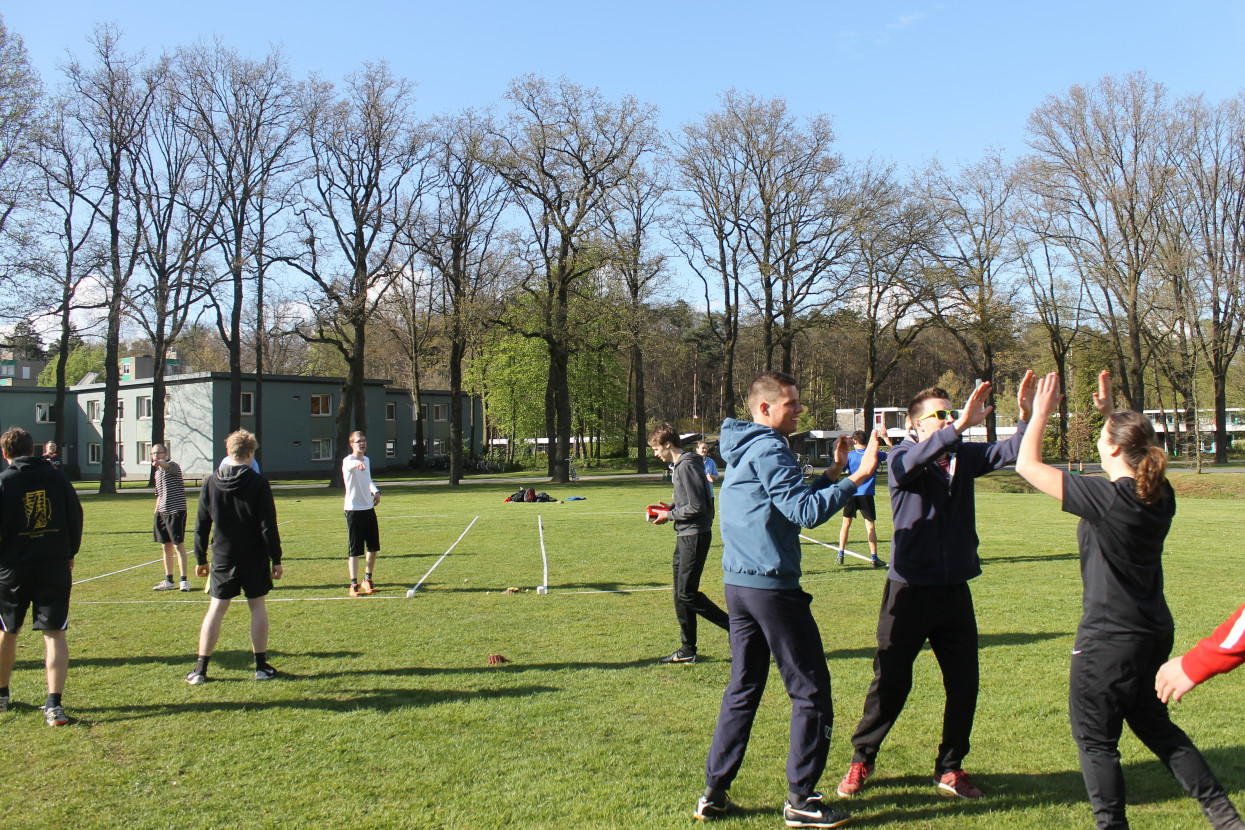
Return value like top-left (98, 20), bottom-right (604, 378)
top-left (7, 1), bottom-right (1244, 171)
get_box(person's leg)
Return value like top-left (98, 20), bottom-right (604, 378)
top-left (675, 533), bottom-right (729, 649)
top-left (850, 579), bottom-right (930, 766)
top-left (248, 597), bottom-right (269, 654)
top-left (705, 585), bottom-right (770, 792)
top-left (865, 519), bottom-right (878, 559)
top-left (1125, 636), bottom-right (1244, 829)
top-left (838, 516), bottom-right (851, 557)
top-left (761, 588), bottom-right (834, 799)
top-left (43, 630), bottom-right (67, 695)
top-left (0, 630), bottom-right (18, 689)
top-left (928, 583), bottom-right (979, 776)
top-left (1070, 635), bottom-right (1130, 829)
top-left (174, 544), bottom-right (189, 580)
top-left (348, 556), bottom-right (359, 581)
top-left (161, 542), bottom-right (177, 581)
top-left (197, 597), bottom-right (232, 657)
top-left (671, 540), bottom-right (692, 650)
top-left (364, 550), bottom-right (378, 579)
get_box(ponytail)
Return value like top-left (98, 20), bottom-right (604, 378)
top-left (1105, 411), bottom-right (1168, 504)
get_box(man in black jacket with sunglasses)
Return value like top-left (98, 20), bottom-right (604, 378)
top-left (835, 373), bottom-right (1033, 802)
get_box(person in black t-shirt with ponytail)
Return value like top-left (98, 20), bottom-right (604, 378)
top-left (1016, 370), bottom-right (1244, 830)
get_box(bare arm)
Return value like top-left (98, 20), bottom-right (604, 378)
top-left (1014, 371), bottom-right (1064, 500)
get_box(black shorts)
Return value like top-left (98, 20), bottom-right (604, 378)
top-left (207, 559), bottom-right (273, 600)
top-left (345, 509), bottom-right (381, 557)
top-left (0, 560), bottom-right (72, 632)
top-left (154, 511), bottom-right (187, 545)
top-left (843, 495), bottom-right (877, 521)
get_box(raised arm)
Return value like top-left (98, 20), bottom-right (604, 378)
top-left (1014, 372), bottom-right (1063, 500)
top-left (1091, 369), bottom-right (1115, 417)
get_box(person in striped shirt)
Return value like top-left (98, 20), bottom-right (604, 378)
top-left (1157, 603), bottom-right (1245, 703)
top-left (151, 444), bottom-right (190, 592)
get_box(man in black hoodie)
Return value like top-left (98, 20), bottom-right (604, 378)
top-left (186, 430), bottom-right (283, 685)
top-left (648, 423), bottom-right (729, 664)
top-left (0, 427), bottom-right (83, 726)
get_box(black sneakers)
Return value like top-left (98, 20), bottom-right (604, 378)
top-left (659, 648), bottom-right (697, 664)
top-left (782, 793), bottom-right (851, 828)
top-left (693, 791), bottom-right (735, 821)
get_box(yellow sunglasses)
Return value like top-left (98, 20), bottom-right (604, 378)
top-left (916, 409), bottom-right (961, 422)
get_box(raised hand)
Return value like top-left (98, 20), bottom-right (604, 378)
top-left (956, 380), bottom-right (994, 431)
top-left (1031, 372), bottom-right (1064, 424)
top-left (848, 429), bottom-right (880, 485)
top-left (1017, 369), bottom-right (1036, 421)
top-left (1091, 370), bottom-right (1115, 417)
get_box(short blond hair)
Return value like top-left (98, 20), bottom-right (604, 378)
top-left (747, 370), bottom-right (798, 417)
top-left (225, 429), bottom-right (257, 461)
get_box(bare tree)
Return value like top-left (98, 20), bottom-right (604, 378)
top-left (915, 150), bottom-right (1023, 440)
top-left (490, 75), bottom-right (658, 483)
top-left (64, 25), bottom-right (157, 493)
top-left (376, 262), bottom-right (440, 468)
top-left (129, 58), bottom-right (216, 483)
top-left (599, 158), bottom-right (667, 473)
top-left (1026, 72), bottom-right (1178, 411)
top-left (0, 14), bottom-right (41, 242)
top-left (1171, 92), bottom-right (1245, 462)
top-left (404, 110), bottom-right (507, 484)
top-left (178, 39), bottom-right (301, 454)
top-left (292, 60), bottom-right (426, 487)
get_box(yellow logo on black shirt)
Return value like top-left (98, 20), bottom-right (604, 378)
top-left (24, 490), bottom-right (51, 530)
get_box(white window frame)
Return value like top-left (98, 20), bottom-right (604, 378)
top-left (137, 441), bottom-right (151, 463)
top-left (385, 439), bottom-right (396, 458)
top-left (35, 403), bottom-right (54, 424)
top-left (433, 403), bottom-right (449, 421)
top-left (137, 396), bottom-right (152, 419)
top-left (386, 401), bottom-right (396, 421)
top-left (431, 438), bottom-right (447, 454)
top-left (117, 399), bottom-right (124, 420)
top-left (311, 438), bottom-right (333, 461)
top-left (311, 394), bottom-right (331, 416)
top-left (241, 392), bottom-right (254, 416)
top-left (88, 400), bottom-right (102, 422)
top-left (88, 443), bottom-right (101, 464)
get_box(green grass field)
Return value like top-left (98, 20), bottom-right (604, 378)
top-left (4, 475), bottom-right (1244, 829)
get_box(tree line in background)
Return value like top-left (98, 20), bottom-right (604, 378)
top-left (2, 18), bottom-right (1244, 493)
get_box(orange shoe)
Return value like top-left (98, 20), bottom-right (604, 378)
top-left (349, 583), bottom-right (362, 598)
top-left (361, 578), bottom-right (375, 595)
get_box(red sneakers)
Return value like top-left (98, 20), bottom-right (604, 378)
top-left (836, 762), bottom-right (874, 797)
top-left (936, 769), bottom-right (984, 798)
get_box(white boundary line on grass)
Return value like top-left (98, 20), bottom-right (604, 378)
top-left (537, 515), bottom-right (549, 591)
top-left (799, 534), bottom-right (871, 563)
top-left (407, 515), bottom-right (479, 595)
top-left (72, 558), bottom-right (163, 585)
top-left (278, 514), bottom-right (448, 526)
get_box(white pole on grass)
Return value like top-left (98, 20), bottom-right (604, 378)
top-left (799, 534), bottom-right (872, 563)
top-left (407, 515), bottom-right (480, 597)
top-left (536, 515), bottom-right (549, 594)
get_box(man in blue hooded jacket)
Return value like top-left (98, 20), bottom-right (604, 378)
top-left (694, 370), bottom-right (878, 828)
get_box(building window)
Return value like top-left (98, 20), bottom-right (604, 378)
top-left (241, 392), bottom-right (254, 416)
top-left (21, 366), bottom-right (30, 379)
top-left (88, 400), bottom-right (102, 422)
top-left (433, 403), bottom-right (449, 421)
top-left (117, 400), bottom-right (124, 420)
top-left (88, 443), bottom-right (101, 464)
top-left (311, 394), bottom-right (331, 416)
top-left (311, 438), bottom-right (333, 461)
top-left (418, 403), bottom-right (428, 421)
top-left (137, 396), bottom-right (152, 419)
top-left (385, 439), bottom-right (396, 458)
top-left (35, 403), bottom-right (54, 424)
top-left (386, 401), bottom-right (396, 421)
top-left (137, 441), bottom-right (151, 463)
top-left (431, 439), bottom-right (447, 454)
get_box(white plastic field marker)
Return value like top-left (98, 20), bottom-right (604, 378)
top-left (537, 514), bottom-right (549, 594)
top-left (799, 534), bottom-right (872, 563)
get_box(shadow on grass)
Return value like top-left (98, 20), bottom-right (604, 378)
top-left (303, 655), bottom-right (666, 679)
top-left (826, 630), bottom-right (1073, 661)
top-left (988, 552), bottom-right (1079, 564)
top-left (11, 650), bottom-right (365, 671)
top-left (848, 748), bottom-right (1245, 824)
top-left (79, 683), bottom-right (560, 722)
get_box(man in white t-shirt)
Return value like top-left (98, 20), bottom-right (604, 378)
top-left (342, 431), bottom-right (381, 597)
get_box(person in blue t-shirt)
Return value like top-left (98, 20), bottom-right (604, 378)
top-left (836, 430), bottom-right (892, 568)
top-left (697, 440), bottom-right (719, 498)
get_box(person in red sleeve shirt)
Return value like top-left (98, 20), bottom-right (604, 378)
top-left (1157, 603), bottom-right (1245, 703)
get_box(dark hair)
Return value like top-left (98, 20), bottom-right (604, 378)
top-left (908, 386), bottom-right (951, 419)
top-left (1105, 411), bottom-right (1167, 504)
top-left (1, 427), bottom-right (34, 459)
top-left (748, 370), bottom-right (798, 413)
top-left (851, 430), bottom-right (867, 445)
top-left (647, 422), bottom-right (679, 448)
